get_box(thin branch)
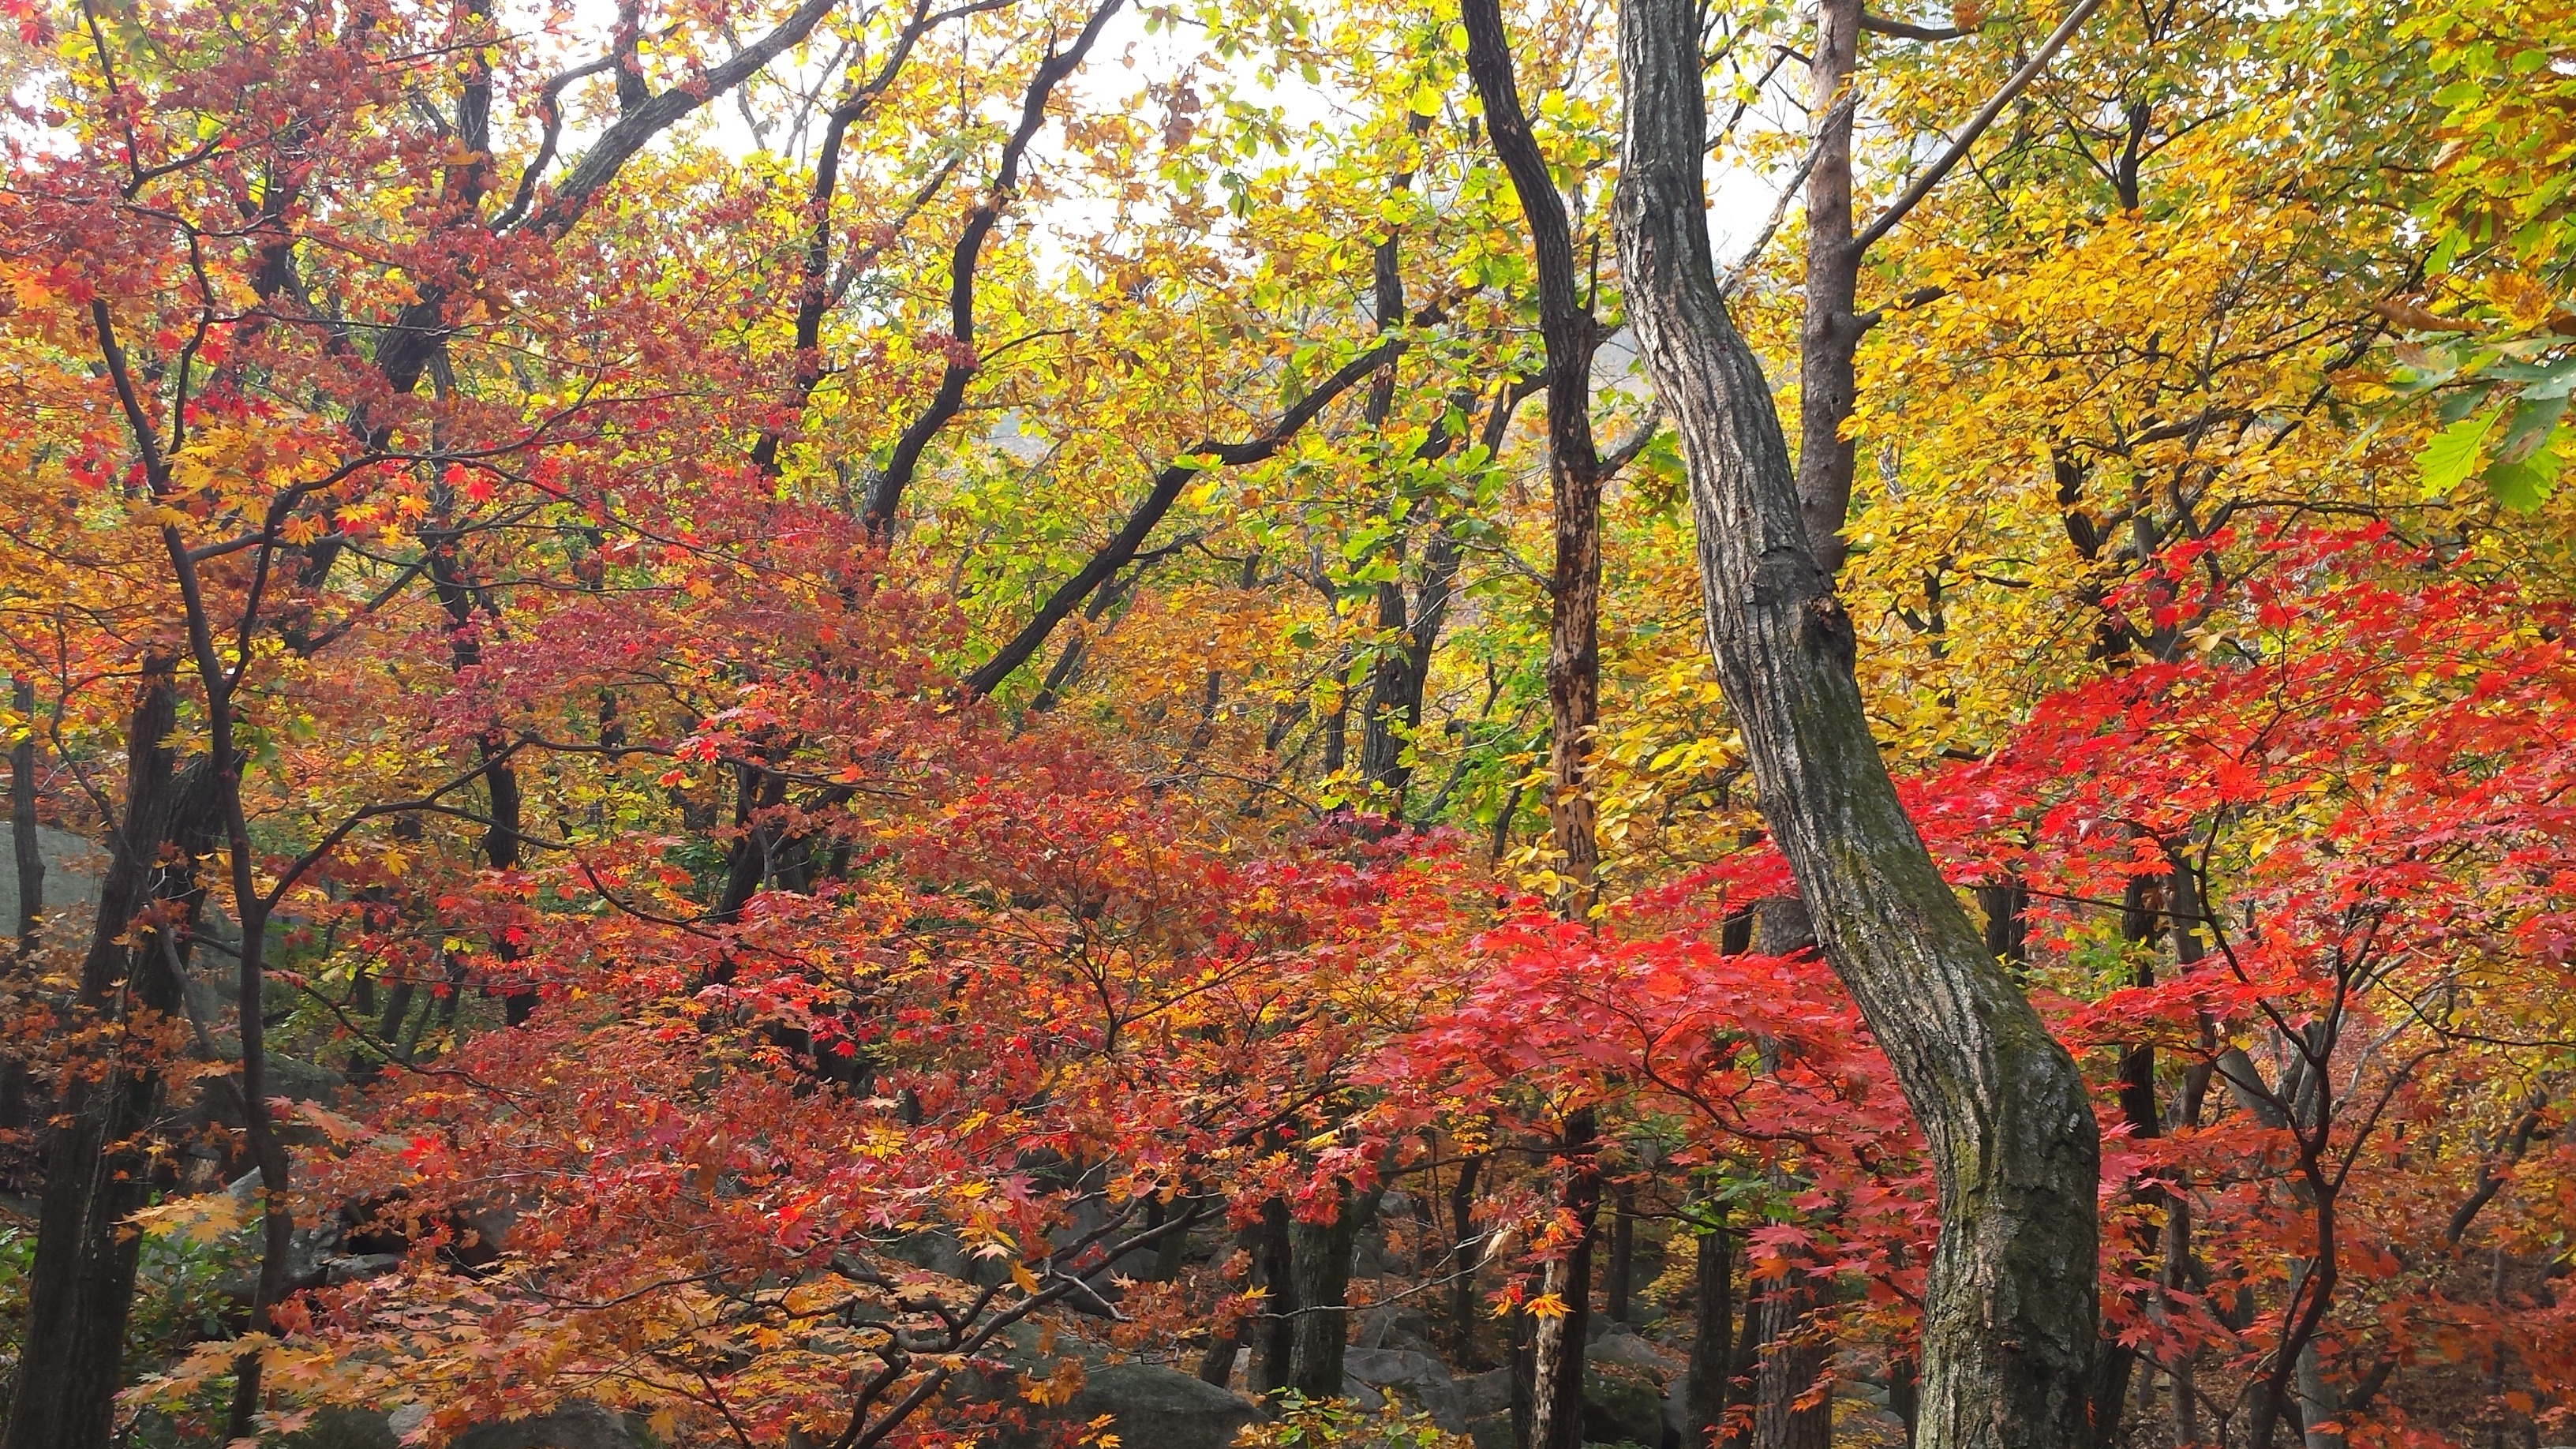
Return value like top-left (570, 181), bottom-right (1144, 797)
top-left (1854, 0), bottom-right (2108, 252)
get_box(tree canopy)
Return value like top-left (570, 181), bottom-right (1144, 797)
top-left (0, 0), bottom-right (2570, 1443)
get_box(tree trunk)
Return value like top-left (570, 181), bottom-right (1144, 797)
top-left (1459, 0), bottom-right (1604, 912)
top-left (1289, 1184), bottom-right (1369, 1398)
top-left (1511, 1265), bottom-right (1537, 1449)
top-left (5, 676), bottom-right (39, 1142)
top-left (1252, 1196), bottom-right (1299, 1397)
top-left (1724, 1276), bottom-right (1769, 1449)
top-left (1746, 899), bottom-right (1832, 1449)
top-left (1528, 1109), bottom-right (1602, 1449)
top-left (1686, 1208), bottom-right (1735, 1448)
top-left (4, 668), bottom-right (216, 1449)
top-left (1797, 0), bottom-right (1865, 577)
top-left (1451, 1152), bottom-right (1488, 1362)
top-left (9, 676), bottom-right (38, 953)
top-left (2087, 873), bottom-right (2169, 1449)
top-left (1607, 1182), bottom-right (1638, 1324)
top-left (1752, 1271), bottom-right (1831, 1449)
top-left (1612, 15), bottom-right (2101, 1449)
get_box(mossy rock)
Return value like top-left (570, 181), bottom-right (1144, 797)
top-left (1582, 1362), bottom-right (1666, 1447)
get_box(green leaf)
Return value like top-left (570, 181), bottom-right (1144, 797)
top-left (2496, 395), bottom-right (2570, 464)
top-left (2421, 410), bottom-right (2499, 497)
top-left (2483, 433), bottom-right (2564, 511)
top-left (2437, 379), bottom-right (2497, 422)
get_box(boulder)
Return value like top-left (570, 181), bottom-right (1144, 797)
top-left (1353, 1305), bottom-right (1439, 1356)
top-left (281, 1402), bottom-right (643, 1449)
top-left (279, 1407), bottom-right (399, 1449)
top-left (1342, 1347), bottom-right (1468, 1432)
top-left (1054, 1362), bottom-right (1260, 1449)
top-left (448, 1403), bottom-right (646, 1449)
top-left (1661, 1382), bottom-right (1689, 1447)
top-left (1583, 1361), bottom-right (1667, 1448)
top-left (1587, 1328), bottom-right (1680, 1380)
top-left (1458, 1368), bottom-right (1514, 1421)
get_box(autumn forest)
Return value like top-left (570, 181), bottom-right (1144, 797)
top-left (0, 0), bottom-right (2569, 1444)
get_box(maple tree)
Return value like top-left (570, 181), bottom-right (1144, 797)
top-left (1, 0), bottom-right (2573, 1446)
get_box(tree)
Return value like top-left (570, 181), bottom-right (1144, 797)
top-left (1614, 9), bottom-right (2102, 1449)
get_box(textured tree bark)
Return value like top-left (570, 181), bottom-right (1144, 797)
top-left (1752, 1276), bottom-right (1832, 1449)
top-left (1612, 10), bottom-right (2101, 1449)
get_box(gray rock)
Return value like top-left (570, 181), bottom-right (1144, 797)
top-left (1353, 1305), bottom-right (1434, 1353)
top-left (0, 826), bottom-right (103, 937)
top-left (1458, 1367), bottom-right (1514, 1421)
top-left (1466, 1412), bottom-right (1515, 1449)
top-left (1584, 1360), bottom-right (1668, 1448)
top-left (448, 1402), bottom-right (646, 1449)
top-left (1057, 1362), bottom-right (1260, 1449)
top-left (322, 1252), bottom-right (404, 1285)
top-left (1343, 1347), bottom-right (1467, 1432)
top-left (1588, 1328), bottom-right (1680, 1380)
top-left (279, 1406), bottom-right (400, 1449)
top-left (282, 1402), bottom-right (642, 1449)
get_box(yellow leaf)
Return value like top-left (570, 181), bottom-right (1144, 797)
top-left (129, 1192), bottom-right (247, 1244)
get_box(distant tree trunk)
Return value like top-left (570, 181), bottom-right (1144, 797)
top-left (1751, 900), bottom-right (1831, 1449)
top-left (1614, 16), bottom-right (2101, 1449)
top-left (2087, 871), bottom-right (2168, 1448)
top-left (4, 666), bottom-right (218, 1449)
top-left (1686, 1207), bottom-right (1735, 1448)
top-left (1751, 1270), bottom-right (1831, 1449)
top-left (1979, 876), bottom-right (2028, 967)
top-left (1724, 1277), bottom-right (1768, 1449)
top-left (1511, 1264), bottom-right (1537, 1449)
top-left (9, 676), bottom-right (38, 953)
top-left (1607, 1181), bottom-right (1638, 1323)
top-left (1200, 1320), bottom-right (1245, 1387)
top-left (1528, 1109), bottom-right (1602, 1449)
top-left (1451, 1152), bottom-right (1488, 1362)
top-left (5, 676), bottom-right (39, 1141)
top-left (1252, 1196), bottom-right (1299, 1397)
top-left (1203, 1226), bottom-right (1256, 1387)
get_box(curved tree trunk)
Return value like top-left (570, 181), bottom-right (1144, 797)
top-left (1612, 9), bottom-right (2100, 1449)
